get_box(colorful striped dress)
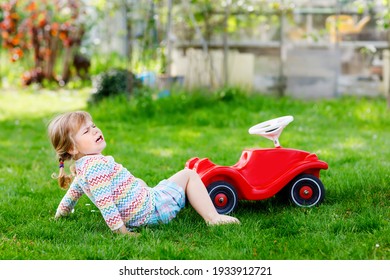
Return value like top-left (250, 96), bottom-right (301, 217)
top-left (56, 155), bottom-right (155, 231)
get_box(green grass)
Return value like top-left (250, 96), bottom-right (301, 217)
top-left (0, 88), bottom-right (389, 260)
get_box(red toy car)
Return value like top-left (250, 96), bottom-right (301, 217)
top-left (185, 116), bottom-right (328, 214)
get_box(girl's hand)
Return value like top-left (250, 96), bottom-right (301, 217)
top-left (115, 225), bottom-right (139, 237)
top-left (54, 209), bottom-right (73, 219)
top-left (54, 211), bottom-right (63, 220)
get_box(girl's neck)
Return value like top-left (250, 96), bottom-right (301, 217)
top-left (74, 153), bottom-right (102, 161)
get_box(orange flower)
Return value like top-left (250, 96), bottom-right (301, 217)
top-left (59, 31), bottom-right (68, 41)
top-left (10, 12), bottom-right (20, 20)
top-left (1, 31), bottom-right (9, 39)
top-left (26, 1), bottom-right (37, 11)
top-left (51, 22), bottom-right (59, 36)
top-left (11, 47), bottom-right (23, 62)
top-left (52, 22), bottom-right (59, 30)
top-left (38, 18), bottom-right (47, 28)
top-left (14, 47), bottom-right (23, 56)
top-left (11, 36), bottom-right (20, 46)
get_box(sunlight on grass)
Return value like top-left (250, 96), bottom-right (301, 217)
top-left (149, 147), bottom-right (174, 158)
top-left (353, 101), bottom-right (383, 123)
top-left (0, 88), bottom-right (89, 120)
top-left (177, 129), bottom-right (201, 141)
top-left (338, 136), bottom-right (365, 149)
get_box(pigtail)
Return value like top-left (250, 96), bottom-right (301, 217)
top-left (51, 157), bottom-right (74, 189)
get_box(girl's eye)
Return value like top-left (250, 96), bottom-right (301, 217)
top-left (92, 124), bottom-right (96, 128)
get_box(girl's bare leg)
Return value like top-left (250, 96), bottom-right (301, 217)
top-left (168, 169), bottom-right (240, 225)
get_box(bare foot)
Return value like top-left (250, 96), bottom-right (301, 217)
top-left (207, 214), bottom-right (240, 226)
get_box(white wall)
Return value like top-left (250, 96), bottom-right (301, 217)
top-left (172, 49), bottom-right (254, 90)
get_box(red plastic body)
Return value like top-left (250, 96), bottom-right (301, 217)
top-left (186, 147), bottom-right (328, 201)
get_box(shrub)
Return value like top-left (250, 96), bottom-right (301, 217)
top-left (89, 68), bottom-right (142, 103)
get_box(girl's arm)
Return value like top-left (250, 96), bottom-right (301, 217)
top-left (55, 181), bottom-right (84, 219)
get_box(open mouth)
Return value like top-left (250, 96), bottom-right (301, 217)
top-left (96, 135), bottom-right (104, 143)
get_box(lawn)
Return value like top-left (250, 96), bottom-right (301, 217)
top-left (0, 87), bottom-right (389, 260)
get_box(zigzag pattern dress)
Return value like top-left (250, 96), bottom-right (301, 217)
top-left (56, 155), bottom-right (155, 231)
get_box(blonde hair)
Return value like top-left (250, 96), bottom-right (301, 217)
top-left (48, 111), bottom-right (92, 189)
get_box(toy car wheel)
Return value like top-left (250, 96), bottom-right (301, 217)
top-left (207, 181), bottom-right (238, 215)
top-left (288, 174), bottom-right (325, 207)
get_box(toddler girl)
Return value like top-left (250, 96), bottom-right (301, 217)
top-left (48, 111), bottom-right (239, 235)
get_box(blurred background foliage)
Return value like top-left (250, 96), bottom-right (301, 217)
top-left (0, 0), bottom-right (389, 98)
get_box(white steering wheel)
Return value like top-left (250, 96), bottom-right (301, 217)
top-left (248, 116), bottom-right (294, 147)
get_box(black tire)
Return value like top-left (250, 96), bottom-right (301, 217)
top-left (206, 181), bottom-right (238, 215)
top-left (288, 174), bottom-right (325, 207)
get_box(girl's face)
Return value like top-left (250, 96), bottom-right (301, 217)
top-left (71, 120), bottom-right (106, 159)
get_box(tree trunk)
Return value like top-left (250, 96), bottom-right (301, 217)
top-left (61, 46), bottom-right (73, 84)
top-left (222, 3), bottom-right (230, 87)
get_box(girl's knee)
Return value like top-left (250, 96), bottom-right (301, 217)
top-left (168, 169), bottom-right (197, 187)
top-left (185, 169), bottom-right (202, 182)
top-left (186, 168), bottom-right (198, 177)
top-left (177, 168), bottom-right (197, 179)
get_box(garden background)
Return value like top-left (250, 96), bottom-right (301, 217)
top-left (0, 0), bottom-right (389, 262)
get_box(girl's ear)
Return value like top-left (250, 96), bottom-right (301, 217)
top-left (68, 147), bottom-right (79, 156)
